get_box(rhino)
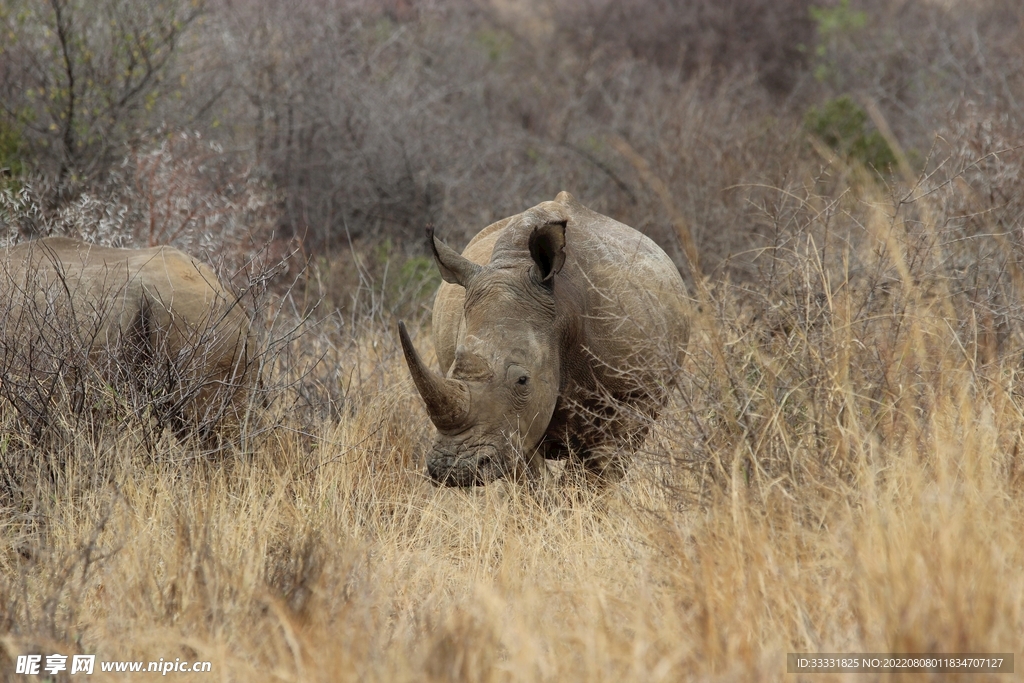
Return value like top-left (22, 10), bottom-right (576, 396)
top-left (399, 191), bottom-right (691, 486)
top-left (1, 237), bottom-right (257, 436)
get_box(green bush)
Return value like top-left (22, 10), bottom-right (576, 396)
top-left (0, 120), bottom-right (26, 183)
top-left (804, 95), bottom-right (897, 172)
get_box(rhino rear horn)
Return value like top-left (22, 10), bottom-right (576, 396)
top-left (399, 320), bottom-right (470, 431)
top-left (427, 225), bottom-right (481, 288)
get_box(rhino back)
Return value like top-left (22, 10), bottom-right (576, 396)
top-left (4, 237), bottom-right (251, 373)
top-left (556, 199), bottom-right (691, 396)
top-left (5, 238), bottom-right (235, 345)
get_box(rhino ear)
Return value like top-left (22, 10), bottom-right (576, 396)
top-left (427, 225), bottom-right (481, 287)
top-left (529, 221), bottom-right (566, 285)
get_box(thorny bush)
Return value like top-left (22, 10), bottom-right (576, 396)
top-left (645, 106), bottom-right (1024, 500)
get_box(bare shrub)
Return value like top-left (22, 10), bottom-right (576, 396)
top-left (126, 130), bottom-right (282, 262)
top-left (551, 0), bottom-right (816, 95)
top-left (0, 180), bottom-right (136, 247)
top-left (0, 0), bottom-right (203, 194)
top-left (804, 0), bottom-right (1024, 153)
top-left (0, 132), bottom-right (283, 271)
top-left (199, 0), bottom-right (790, 275)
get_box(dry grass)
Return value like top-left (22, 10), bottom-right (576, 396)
top-left (3, 147), bottom-right (1024, 683)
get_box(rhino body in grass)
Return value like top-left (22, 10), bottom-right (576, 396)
top-left (400, 192), bottom-right (692, 486)
top-left (1, 237), bottom-right (256, 434)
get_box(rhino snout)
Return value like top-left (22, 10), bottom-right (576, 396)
top-left (427, 444), bottom-right (503, 487)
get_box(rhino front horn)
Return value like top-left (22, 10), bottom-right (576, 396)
top-left (398, 321), bottom-right (469, 431)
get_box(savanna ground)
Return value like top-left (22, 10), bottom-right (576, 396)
top-left (2, 0), bottom-right (1024, 681)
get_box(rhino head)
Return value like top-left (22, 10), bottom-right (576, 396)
top-left (399, 220), bottom-right (568, 486)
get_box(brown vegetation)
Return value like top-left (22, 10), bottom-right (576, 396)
top-left (2, 0), bottom-right (1024, 680)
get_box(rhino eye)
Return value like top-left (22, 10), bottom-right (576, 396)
top-left (507, 364), bottom-right (530, 389)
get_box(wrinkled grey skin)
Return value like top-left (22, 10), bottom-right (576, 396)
top-left (400, 191), bottom-right (692, 487)
top-left (2, 237), bottom-right (256, 427)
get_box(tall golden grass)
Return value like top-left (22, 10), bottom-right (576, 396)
top-left (3, 145), bottom-right (1024, 682)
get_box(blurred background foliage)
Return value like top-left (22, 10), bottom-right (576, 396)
top-left (0, 0), bottom-right (1021, 308)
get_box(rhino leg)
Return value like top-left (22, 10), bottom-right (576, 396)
top-left (561, 394), bottom-right (656, 485)
top-left (557, 449), bottom-right (625, 489)
top-left (551, 431), bottom-right (631, 486)
top-left (579, 447), bottom-right (629, 483)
